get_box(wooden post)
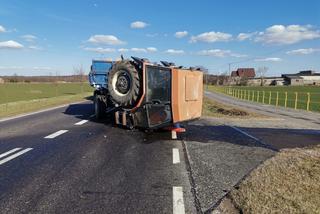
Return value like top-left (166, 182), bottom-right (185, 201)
top-left (257, 91), bottom-right (260, 102)
top-left (262, 91), bottom-right (265, 104)
top-left (248, 90), bottom-right (250, 100)
top-left (269, 91), bottom-right (271, 105)
top-left (285, 92), bottom-right (288, 108)
top-left (252, 91), bottom-right (255, 102)
top-left (307, 92), bottom-right (310, 111)
top-left (294, 92), bottom-right (298, 110)
top-left (276, 91), bottom-right (279, 107)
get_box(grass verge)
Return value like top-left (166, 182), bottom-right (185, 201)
top-left (0, 92), bottom-right (92, 119)
top-left (229, 145), bottom-right (320, 213)
top-left (202, 97), bottom-right (262, 118)
top-left (207, 85), bottom-right (320, 112)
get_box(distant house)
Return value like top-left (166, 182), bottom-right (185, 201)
top-left (282, 70), bottom-right (320, 86)
top-left (0, 78), bottom-right (4, 84)
top-left (231, 68), bottom-right (256, 78)
top-left (247, 77), bottom-right (285, 86)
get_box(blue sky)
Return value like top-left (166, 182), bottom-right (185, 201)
top-left (0, 0), bottom-right (320, 76)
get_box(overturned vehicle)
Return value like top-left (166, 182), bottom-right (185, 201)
top-left (89, 57), bottom-right (203, 130)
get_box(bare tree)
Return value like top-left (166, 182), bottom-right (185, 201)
top-left (73, 64), bottom-right (85, 82)
top-left (257, 66), bottom-right (268, 86)
top-left (73, 64), bottom-right (86, 94)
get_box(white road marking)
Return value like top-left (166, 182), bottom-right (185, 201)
top-left (229, 126), bottom-right (260, 142)
top-left (74, 120), bottom-right (88, 125)
top-left (172, 148), bottom-right (180, 164)
top-left (44, 130), bottom-right (68, 139)
top-left (89, 114), bottom-right (95, 118)
top-left (173, 186), bottom-right (185, 214)
top-left (171, 131), bottom-right (177, 140)
top-left (0, 148), bottom-right (22, 159)
top-left (0, 148), bottom-right (33, 165)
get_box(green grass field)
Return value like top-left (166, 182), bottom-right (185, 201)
top-left (0, 83), bottom-right (92, 104)
top-left (208, 85), bottom-right (320, 112)
top-left (0, 83), bottom-right (93, 118)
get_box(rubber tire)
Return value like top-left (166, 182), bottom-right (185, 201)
top-left (107, 60), bottom-right (141, 107)
top-left (94, 95), bottom-right (106, 119)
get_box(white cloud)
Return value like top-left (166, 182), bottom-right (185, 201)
top-left (118, 48), bottom-right (129, 52)
top-left (286, 48), bottom-right (320, 55)
top-left (190, 31), bottom-right (232, 43)
top-left (32, 66), bottom-right (54, 71)
top-left (0, 66), bottom-right (24, 70)
top-left (83, 47), bottom-right (116, 53)
top-left (0, 40), bottom-right (24, 49)
top-left (28, 45), bottom-right (43, 50)
top-left (131, 48), bottom-right (147, 53)
top-left (255, 57), bottom-right (282, 62)
top-left (123, 47), bottom-right (158, 53)
top-left (255, 25), bottom-right (320, 45)
top-left (175, 31), bottom-right (188, 38)
top-left (165, 49), bottom-right (185, 54)
top-left (130, 21), bottom-right (148, 29)
top-left (0, 25), bottom-right (6, 33)
top-left (0, 66), bottom-right (55, 71)
top-left (237, 32), bottom-right (257, 41)
top-left (146, 47), bottom-right (157, 52)
top-left (21, 34), bottom-right (37, 42)
top-left (197, 49), bottom-right (247, 58)
top-left (88, 35), bottom-right (125, 45)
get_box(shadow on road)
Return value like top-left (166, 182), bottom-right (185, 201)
top-left (185, 119), bottom-right (320, 150)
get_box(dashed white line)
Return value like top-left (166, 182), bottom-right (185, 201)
top-left (0, 148), bottom-right (33, 165)
top-left (171, 131), bottom-right (177, 140)
top-left (74, 120), bottom-right (88, 125)
top-left (172, 148), bottom-right (180, 164)
top-left (44, 130), bottom-right (68, 139)
top-left (173, 186), bottom-right (185, 214)
top-left (0, 148), bottom-right (22, 159)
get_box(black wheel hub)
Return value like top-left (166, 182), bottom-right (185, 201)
top-left (116, 72), bottom-right (131, 94)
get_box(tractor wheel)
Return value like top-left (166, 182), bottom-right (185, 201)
top-left (94, 95), bottom-right (106, 119)
top-left (108, 60), bottom-right (141, 107)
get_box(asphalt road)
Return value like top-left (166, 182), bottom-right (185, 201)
top-left (0, 96), bottom-right (319, 213)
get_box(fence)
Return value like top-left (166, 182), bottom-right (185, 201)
top-left (219, 87), bottom-right (320, 112)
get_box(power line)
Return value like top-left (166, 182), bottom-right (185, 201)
top-left (207, 46), bottom-right (290, 73)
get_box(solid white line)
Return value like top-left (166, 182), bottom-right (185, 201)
top-left (229, 126), bottom-right (260, 142)
top-left (172, 148), bottom-right (180, 164)
top-left (74, 120), bottom-right (88, 125)
top-left (0, 148), bottom-right (33, 165)
top-left (0, 148), bottom-right (22, 159)
top-left (44, 130), bottom-right (68, 139)
top-left (173, 186), bottom-right (185, 214)
top-left (0, 100), bottom-right (88, 123)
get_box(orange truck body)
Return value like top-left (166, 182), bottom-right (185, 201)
top-left (171, 68), bottom-right (203, 123)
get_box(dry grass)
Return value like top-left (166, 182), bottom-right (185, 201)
top-left (230, 145), bottom-right (320, 214)
top-left (203, 97), bottom-right (262, 118)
